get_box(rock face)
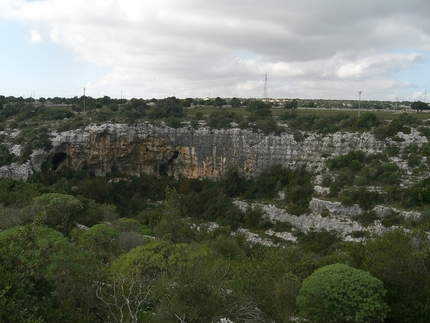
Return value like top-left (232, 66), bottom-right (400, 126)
top-left (1, 122), bottom-right (427, 181)
top-left (234, 199), bottom-right (386, 242)
top-left (44, 122), bottom-right (391, 179)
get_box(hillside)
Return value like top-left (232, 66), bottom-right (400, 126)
top-left (1, 96), bottom-right (430, 322)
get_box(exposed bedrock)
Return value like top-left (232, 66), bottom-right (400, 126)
top-left (2, 122), bottom-right (427, 181)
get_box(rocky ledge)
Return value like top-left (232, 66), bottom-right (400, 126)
top-left (3, 121), bottom-right (425, 181)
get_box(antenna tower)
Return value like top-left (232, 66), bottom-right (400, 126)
top-left (263, 73), bottom-right (268, 99)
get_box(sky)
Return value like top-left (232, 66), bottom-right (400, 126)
top-left (0, 0), bottom-right (429, 101)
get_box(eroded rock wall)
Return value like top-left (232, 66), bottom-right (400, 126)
top-left (2, 122), bottom-right (427, 180)
top-left (46, 122), bottom-right (392, 179)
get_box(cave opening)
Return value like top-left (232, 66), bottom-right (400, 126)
top-left (52, 152), bottom-right (67, 171)
top-left (159, 163), bottom-right (169, 176)
top-left (168, 151), bottom-right (180, 163)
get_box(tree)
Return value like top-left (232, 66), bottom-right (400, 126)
top-left (246, 100), bottom-right (272, 118)
top-left (80, 223), bottom-right (120, 263)
top-left (213, 96), bottom-right (226, 108)
top-left (26, 193), bottom-right (84, 235)
top-left (151, 258), bottom-right (266, 323)
top-left (232, 246), bottom-right (302, 322)
top-left (207, 109), bottom-right (239, 129)
top-left (96, 274), bottom-right (153, 323)
top-left (296, 263), bottom-right (389, 323)
top-left (411, 101), bottom-right (429, 113)
top-left (110, 241), bottom-right (212, 279)
top-left (149, 96), bottom-right (184, 119)
top-left (181, 97), bottom-right (194, 108)
top-left (362, 229), bottom-right (430, 322)
top-left (0, 224), bottom-right (103, 323)
top-left (229, 97), bottom-right (241, 108)
top-left (354, 112), bottom-right (380, 130)
top-left (153, 186), bottom-right (195, 243)
top-left (284, 99), bottom-right (298, 110)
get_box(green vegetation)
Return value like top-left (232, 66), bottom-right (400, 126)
top-left (2, 95), bottom-right (430, 322)
top-left (297, 263), bottom-right (389, 323)
top-left (1, 159), bottom-right (430, 322)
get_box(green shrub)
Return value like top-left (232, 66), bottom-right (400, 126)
top-left (381, 210), bottom-right (405, 227)
top-left (352, 210), bottom-right (379, 227)
top-left (386, 145), bottom-right (400, 157)
top-left (295, 229), bottom-right (341, 255)
top-left (297, 264), bottom-right (389, 323)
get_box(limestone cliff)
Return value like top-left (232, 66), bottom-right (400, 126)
top-left (1, 122), bottom-right (427, 180)
top-left (48, 122), bottom-right (388, 179)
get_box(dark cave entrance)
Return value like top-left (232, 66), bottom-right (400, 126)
top-left (52, 152), bottom-right (67, 171)
top-left (158, 151), bottom-right (180, 176)
top-left (168, 151), bottom-right (180, 163)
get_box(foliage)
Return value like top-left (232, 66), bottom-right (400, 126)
top-left (208, 234), bottom-right (245, 260)
top-left (213, 96), bottom-right (227, 107)
top-left (279, 111), bottom-right (357, 134)
top-left (362, 229), bottom-right (430, 322)
top-left (252, 116), bottom-right (285, 135)
top-left (221, 167), bottom-right (247, 197)
top-left (0, 179), bottom-right (48, 206)
top-left (341, 187), bottom-right (382, 210)
top-left (0, 204), bottom-right (30, 230)
top-left (411, 100), bottom-right (429, 113)
top-left (373, 114), bottom-right (419, 140)
top-left (207, 109), bottom-right (242, 129)
top-left (352, 210), bottom-right (379, 227)
top-left (96, 274), bottom-right (154, 323)
top-left (0, 144), bottom-right (14, 166)
top-left (112, 217), bottom-right (143, 232)
top-left (327, 151), bottom-right (365, 171)
top-left (246, 100), bottom-right (272, 118)
top-left (229, 97), bottom-right (241, 108)
top-left (296, 263), bottom-right (389, 323)
top-left (148, 96), bottom-right (184, 119)
top-left (153, 186), bottom-right (196, 243)
top-left (284, 99), bottom-right (299, 109)
top-left (111, 241), bottom-right (212, 278)
top-left (3, 95), bottom-right (430, 322)
top-left (0, 224), bottom-right (104, 323)
top-left (80, 223), bottom-right (120, 263)
top-left (232, 246), bottom-right (303, 322)
top-left (152, 258), bottom-right (266, 323)
top-left (353, 112), bottom-right (380, 130)
top-left (26, 193), bottom-right (84, 235)
top-left (295, 229), bottom-right (342, 255)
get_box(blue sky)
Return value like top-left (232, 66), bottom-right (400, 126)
top-left (0, 20), bottom-right (110, 98)
top-left (0, 0), bottom-right (429, 101)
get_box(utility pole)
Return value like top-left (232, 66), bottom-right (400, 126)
top-left (83, 87), bottom-right (86, 114)
top-left (263, 73), bottom-right (268, 100)
top-left (358, 90), bottom-right (362, 117)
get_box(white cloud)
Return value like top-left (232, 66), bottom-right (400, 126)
top-left (27, 28), bottom-right (42, 43)
top-left (0, 0), bottom-right (429, 99)
top-left (411, 92), bottom-right (427, 101)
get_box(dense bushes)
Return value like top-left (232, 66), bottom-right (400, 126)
top-left (207, 109), bottom-right (242, 129)
top-left (2, 159), bottom-right (430, 322)
top-left (279, 111), bottom-right (360, 134)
